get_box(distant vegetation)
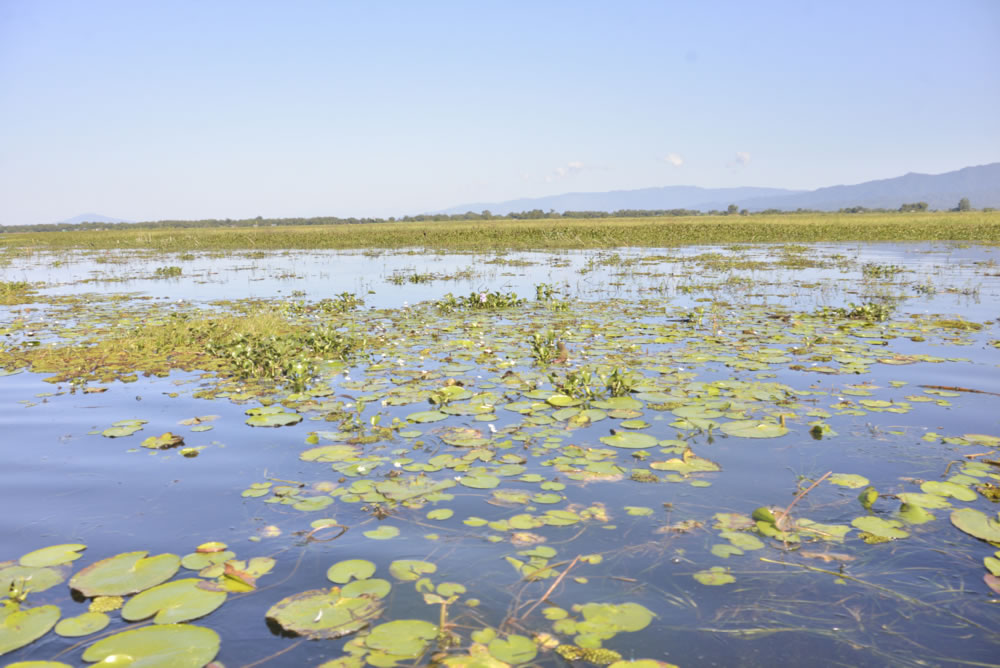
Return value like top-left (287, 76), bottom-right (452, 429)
top-left (0, 200), bottom-right (988, 236)
top-left (1, 211), bottom-right (998, 252)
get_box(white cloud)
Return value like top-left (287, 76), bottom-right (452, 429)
top-left (546, 161), bottom-right (586, 182)
top-left (734, 151), bottom-right (751, 166)
top-left (664, 153), bottom-right (684, 167)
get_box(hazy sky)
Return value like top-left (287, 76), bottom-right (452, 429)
top-left (1, 1), bottom-right (998, 224)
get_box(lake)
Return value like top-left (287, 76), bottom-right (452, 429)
top-left (2, 242), bottom-right (999, 667)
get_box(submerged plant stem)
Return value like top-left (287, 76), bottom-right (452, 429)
top-left (518, 554), bottom-right (580, 621)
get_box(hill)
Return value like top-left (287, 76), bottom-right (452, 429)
top-left (441, 163), bottom-right (1000, 214)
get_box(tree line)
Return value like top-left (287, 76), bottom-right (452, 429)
top-left (0, 199), bottom-right (984, 234)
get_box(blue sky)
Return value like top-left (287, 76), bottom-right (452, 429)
top-left (1, 1), bottom-right (998, 224)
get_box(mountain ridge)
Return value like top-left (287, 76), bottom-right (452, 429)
top-left (439, 163), bottom-right (1000, 215)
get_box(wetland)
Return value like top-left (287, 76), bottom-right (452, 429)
top-left (2, 237), bottom-right (1000, 667)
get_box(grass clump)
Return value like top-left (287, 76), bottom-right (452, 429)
top-left (435, 291), bottom-right (525, 313)
top-left (0, 280), bottom-right (34, 305)
top-left (153, 265), bottom-right (182, 278)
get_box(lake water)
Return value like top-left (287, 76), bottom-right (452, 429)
top-left (1, 242), bottom-right (999, 667)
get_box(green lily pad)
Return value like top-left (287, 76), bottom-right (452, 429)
top-left (70, 551), bottom-right (181, 597)
top-left (427, 508), bottom-right (454, 520)
top-left (851, 516), bottom-right (909, 540)
top-left (364, 619), bottom-right (438, 657)
top-left (899, 503), bottom-right (936, 524)
top-left (693, 566), bottom-right (736, 585)
top-left (265, 588), bottom-right (383, 639)
top-left (101, 420), bottom-right (146, 438)
top-left (711, 544), bottom-right (743, 558)
top-left (53, 611), bottom-right (110, 637)
top-left (719, 420), bottom-right (788, 439)
top-left (121, 578), bottom-right (227, 624)
top-left (141, 432), bottom-right (185, 449)
top-left (921, 481), bottom-right (977, 502)
top-left (459, 473), bottom-right (501, 489)
top-left (245, 409), bottom-right (302, 427)
top-left (577, 601), bottom-right (655, 632)
top-left (19, 544), bottom-right (87, 568)
top-left (857, 486), bottom-right (878, 510)
top-left (721, 531), bottom-right (765, 550)
top-left (547, 394), bottom-right (582, 407)
top-left (300, 444), bottom-right (361, 462)
top-left (0, 565), bottom-right (67, 594)
top-left (951, 508), bottom-right (1000, 543)
top-left (327, 559), bottom-right (376, 584)
top-left (488, 634), bottom-right (538, 664)
top-left (81, 623), bottom-right (220, 666)
top-left (593, 397), bottom-right (643, 411)
top-left (896, 492), bottom-right (952, 509)
top-left (600, 431), bottom-right (658, 449)
top-left (406, 410), bottom-right (448, 423)
top-left (0, 605), bottom-right (61, 655)
top-left (389, 560), bottom-right (437, 581)
top-left (829, 473), bottom-right (870, 489)
top-left (341, 578), bottom-right (392, 599)
top-left (363, 526), bottom-right (400, 540)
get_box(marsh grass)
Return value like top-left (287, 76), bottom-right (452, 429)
top-left (2, 212), bottom-right (999, 252)
top-left (0, 280), bottom-right (33, 305)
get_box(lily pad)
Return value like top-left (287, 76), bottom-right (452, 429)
top-left (245, 407), bottom-right (302, 427)
top-left (141, 432), bottom-right (185, 450)
top-left (896, 492), bottom-right (952, 509)
top-left (364, 619), bottom-right (438, 658)
top-left (19, 544), bottom-right (87, 568)
top-left (921, 480), bottom-right (977, 502)
top-left (389, 560), bottom-right (437, 581)
top-left (53, 611), bottom-right (110, 637)
top-left (0, 605), bottom-right (61, 655)
top-left (719, 420), bottom-right (789, 439)
top-left (600, 431), bottom-right (658, 449)
top-left (266, 588), bottom-right (382, 639)
top-left (851, 516), bottom-right (909, 540)
top-left (406, 410), bottom-right (448, 423)
top-left (693, 566), bottom-right (735, 585)
top-left (121, 578), bottom-right (227, 624)
top-left (327, 559), bottom-right (376, 584)
top-left (488, 634), bottom-right (537, 664)
top-left (951, 508), bottom-right (1000, 543)
top-left (101, 420), bottom-right (146, 438)
top-left (70, 551), bottom-right (181, 597)
top-left (363, 526), bottom-right (400, 540)
top-left (0, 565), bottom-right (67, 594)
top-left (341, 578), bottom-right (392, 599)
top-left (81, 623), bottom-right (220, 666)
top-left (577, 601), bottom-right (655, 632)
top-left (829, 473), bottom-right (869, 489)
top-left (459, 473), bottom-right (501, 489)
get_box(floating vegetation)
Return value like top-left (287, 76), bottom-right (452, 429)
top-left (153, 265), bottom-right (182, 278)
top-left (2, 241), bottom-right (1000, 666)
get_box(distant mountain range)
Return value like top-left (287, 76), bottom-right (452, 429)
top-left (58, 213), bottom-right (130, 225)
top-left (440, 163), bottom-right (1000, 215)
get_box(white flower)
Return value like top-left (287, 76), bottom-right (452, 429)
top-left (357, 466), bottom-right (367, 473)
top-left (488, 424), bottom-right (497, 434)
